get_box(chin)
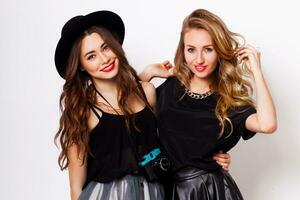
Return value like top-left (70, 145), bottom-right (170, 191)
top-left (105, 70), bottom-right (119, 80)
top-left (193, 73), bottom-right (209, 79)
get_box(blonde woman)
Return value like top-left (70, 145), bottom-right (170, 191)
top-left (141, 9), bottom-right (277, 200)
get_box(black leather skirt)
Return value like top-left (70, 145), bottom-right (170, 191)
top-left (171, 167), bottom-right (243, 200)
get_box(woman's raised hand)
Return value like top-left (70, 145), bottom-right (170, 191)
top-left (139, 60), bottom-right (175, 82)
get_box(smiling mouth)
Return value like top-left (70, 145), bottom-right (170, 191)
top-left (100, 61), bottom-right (115, 72)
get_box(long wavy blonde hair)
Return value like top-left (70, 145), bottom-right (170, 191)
top-left (174, 9), bottom-right (254, 137)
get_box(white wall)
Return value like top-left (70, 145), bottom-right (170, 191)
top-left (0, 0), bottom-right (299, 199)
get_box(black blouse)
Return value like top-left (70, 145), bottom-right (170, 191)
top-left (156, 77), bottom-right (256, 172)
top-left (83, 106), bottom-right (159, 188)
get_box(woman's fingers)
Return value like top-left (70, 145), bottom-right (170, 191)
top-left (162, 60), bottom-right (170, 66)
top-left (215, 159), bottom-right (230, 171)
top-left (213, 151), bottom-right (231, 171)
top-left (161, 60), bottom-right (175, 76)
top-left (162, 60), bottom-right (173, 70)
top-left (236, 45), bottom-right (260, 57)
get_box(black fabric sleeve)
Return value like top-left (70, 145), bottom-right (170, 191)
top-left (235, 105), bottom-right (257, 140)
top-left (156, 77), bottom-right (175, 99)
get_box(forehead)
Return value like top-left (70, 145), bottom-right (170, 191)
top-left (184, 28), bottom-right (213, 46)
top-left (81, 32), bottom-right (105, 53)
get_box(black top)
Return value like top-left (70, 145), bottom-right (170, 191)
top-left (83, 105), bottom-right (159, 188)
top-left (156, 77), bottom-right (256, 172)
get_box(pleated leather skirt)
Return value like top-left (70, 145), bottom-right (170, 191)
top-left (78, 174), bottom-right (165, 200)
top-left (171, 167), bottom-right (243, 200)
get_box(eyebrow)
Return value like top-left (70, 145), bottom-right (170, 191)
top-left (84, 42), bottom-right (107, 57)
top-left (186, 44), bottom-right (214, 48)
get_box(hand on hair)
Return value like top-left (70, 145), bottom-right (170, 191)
top-left (235, 44), bottom-right (262, 73)
top-left (213, 151), bottom-right (231, 171)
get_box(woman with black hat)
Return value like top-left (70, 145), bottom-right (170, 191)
top-left (54, 10), bottom-right (165, 200)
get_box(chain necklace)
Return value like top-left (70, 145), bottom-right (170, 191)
top-left (184, 87), bottom-right (214, 99)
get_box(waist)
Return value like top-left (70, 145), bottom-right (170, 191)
top-left (173, 166), bottom-right (221, 183)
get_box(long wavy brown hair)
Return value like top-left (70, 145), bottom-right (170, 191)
top-left (174, 9), bottom-right (254, 137)
top-left (55, 26), bottom-right (152, 170)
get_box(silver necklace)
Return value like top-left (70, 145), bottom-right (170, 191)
top-left (185, 88), bottom-right (214, 99)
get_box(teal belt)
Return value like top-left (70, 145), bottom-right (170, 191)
top-left (138, 148), bottom-right (161, 167)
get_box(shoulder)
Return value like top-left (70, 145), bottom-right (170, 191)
top-left (158, 77), bottom-right (177, 87)
top-left (140, 81), bottom-right (156, 108)
top-left (156, 77), bottom-right (180, 98)
top-left (87, 105), bottom-right (101, 131)
top-left (156, 77), bottom-right (178, 91)
top-left (141, 81), bottom-right (156, 94)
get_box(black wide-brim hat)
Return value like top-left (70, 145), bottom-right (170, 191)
top-left (54, 10), bottom-right (125, 79)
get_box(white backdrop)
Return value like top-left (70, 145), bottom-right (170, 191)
top-left (1, 0), bottom-right (299, 199)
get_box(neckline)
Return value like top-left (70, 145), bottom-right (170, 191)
top-left (102, 106), bottom-right (147, 117)
top-left (173, 77), bottom-right (215, 100)
top-left (184, 87), bottom-right (214, 100)
top-left (89, 106), bottom-right (149, 136)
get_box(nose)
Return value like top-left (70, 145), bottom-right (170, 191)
top-left (196, 52), bottom-right (204, 64)
top-left (99, 52), bottom-right (109, 64)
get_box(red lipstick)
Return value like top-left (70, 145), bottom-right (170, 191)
top-left (100, 62), bottom-right (115, 72)
top-left (195, 64), bottom-right (206, 72)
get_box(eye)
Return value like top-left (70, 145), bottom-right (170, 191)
top-left (102, 45), bottom-right (110, 52)
top-left (87, 54), bottom-right (96, 60)
top-left (187, 47), bottom-right (195, 53)
top-left (204, 47), bottom-right (213, 53)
